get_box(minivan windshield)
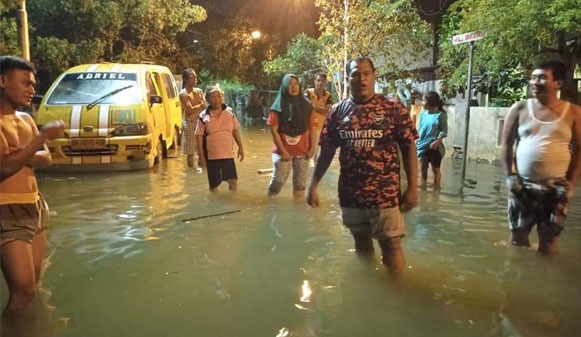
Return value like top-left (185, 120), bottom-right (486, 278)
top-left (46, 72), bottom-right (141, 105)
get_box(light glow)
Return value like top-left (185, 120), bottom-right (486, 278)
top-left (251, 30), bottom-right (262, 39)
top-left (299, 280), bottom-right (312, 303)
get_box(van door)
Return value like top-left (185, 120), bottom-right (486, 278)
top-left (146, 72), bottom-right (166, 156)
top-left (164, 73), bottom-right (182, 135)
top-left (153, 73), bottom-right (172, 141)
top-left (155, 72), bottom-right (182, 151)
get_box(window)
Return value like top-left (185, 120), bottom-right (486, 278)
top-left (46, 72), bottom-right (140, 105)
top-left (146, 72), bottom-right (160, 98)
top-left (162, 74), bottom-right (178, 99)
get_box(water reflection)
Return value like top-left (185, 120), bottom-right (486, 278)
top-left (1, 128), bottom-right (581, 337)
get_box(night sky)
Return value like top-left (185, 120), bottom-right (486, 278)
top-left (198, 0), bottom-right (320, 39)
top-left (197, 0), bottom-right (453, 38)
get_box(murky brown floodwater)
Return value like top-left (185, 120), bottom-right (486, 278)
top-left (2, 128), bottom-right (581, 337)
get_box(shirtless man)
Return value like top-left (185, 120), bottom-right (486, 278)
top-left (0, 55), bottom-right (65, 314)
top-left (304, 73), bottom-right (333, 162)
top-left (179, 68), bottom-right (206, 171)
top-left (501, 60), bottom-right (581, 254)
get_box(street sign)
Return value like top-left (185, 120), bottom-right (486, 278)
top-left (452, 31), bottom-right (485, 193)
top-left (452, 31), bottom-right (486, 45)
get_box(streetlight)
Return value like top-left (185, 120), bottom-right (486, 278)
top-left (251, 30), bottom-right (262, 39)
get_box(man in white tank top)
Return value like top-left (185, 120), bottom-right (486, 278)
top-left (501, 60), bottom-right (581, 254)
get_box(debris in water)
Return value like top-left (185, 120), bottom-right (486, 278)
top-left (182, 210), bottom-right (241, 222)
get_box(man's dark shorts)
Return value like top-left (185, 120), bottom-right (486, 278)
top-left (507, 176), bottom-right (569, 236)
top-left (420, 149), bottom-right (442, 168)
top-left (0, 193), bottom-right (50, 246)
top-left (206, 158), bottom-right (237, 189)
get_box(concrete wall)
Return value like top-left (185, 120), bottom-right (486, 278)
top-left (443, 105), bottom-right (509, 163)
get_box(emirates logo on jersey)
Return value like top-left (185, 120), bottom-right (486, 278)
top-left (373, 112), bottom-right (384, 125)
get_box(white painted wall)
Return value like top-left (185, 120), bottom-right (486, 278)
top-left (443, 106), bottom-right (509, 162)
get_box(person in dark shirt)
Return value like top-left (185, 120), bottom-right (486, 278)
top-left (307, 57), bottom-right (418, 274)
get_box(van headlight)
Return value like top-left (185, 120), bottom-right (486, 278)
top-left (111, 123), bottom-right (152, 136)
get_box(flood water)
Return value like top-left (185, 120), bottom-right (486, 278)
top-left (2, 128), bottom-right (581, 337)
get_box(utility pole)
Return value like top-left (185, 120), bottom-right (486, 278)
top-left (452, 31), bottom-right (485, 193)
top-left (343, 0), bottom-right (348, 100)
top-left (17, 0), bottom-right (30, 61)
top-left (460, 40), bottom-right (475, 193)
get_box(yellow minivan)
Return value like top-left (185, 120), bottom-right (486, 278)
top-left (34, 63), bottom-right (182, 171)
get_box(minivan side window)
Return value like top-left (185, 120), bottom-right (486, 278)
top-left (146, 72), bottom-right (160, 97)
top-left (162, 74), bottom-right (177, 99)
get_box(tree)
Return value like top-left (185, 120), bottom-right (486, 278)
top-left (26, 0), bottom-right (207, 74)
top-left (0, 0), bottom-right (22, 55)
top-left (439, 0), bottom-right (581, 103)
top-left (179, 0), bottom-right (282, 89)
top-left (315, 0), bottom-right (432, 99)
top-left (192, 18), bottom-right (279, 87)
top-left (263, 33), bottom-right (324, 85)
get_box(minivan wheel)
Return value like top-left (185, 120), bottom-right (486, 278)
top-left (161, 138), bottom-right (168, 159)
top-left (168, 128), bottom-right (179, 158)
top-left (155, 139), bottom-right (166, 164)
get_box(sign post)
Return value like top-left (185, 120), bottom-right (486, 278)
top-left (452, 31), bottom-right (485, 193)
top-left (17, 0), bottom-right (30, 60)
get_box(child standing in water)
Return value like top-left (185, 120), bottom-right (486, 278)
top-left (417, 91), bottom-right (448, 189)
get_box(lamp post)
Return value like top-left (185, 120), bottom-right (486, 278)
top-left (17, 0), bottom-right (30, 60)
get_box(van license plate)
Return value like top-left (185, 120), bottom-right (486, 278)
top-left (71, 139), bottom-right (107, 149)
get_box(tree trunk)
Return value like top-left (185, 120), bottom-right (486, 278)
top-left (562, 60), bottom-right (579, 104)
top-left (430, 20), bottom-right (440, 81)
top-left (558, 32), bottom-right (579, 104)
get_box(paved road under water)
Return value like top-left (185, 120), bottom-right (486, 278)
top-left (2, 128), bottom-right (581, 337)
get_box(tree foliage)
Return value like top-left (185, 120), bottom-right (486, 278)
top-left (263, 33), bottom-right (324, 85)
top-left (0, 0), bottom-right (20, 55)
top-left (193, 19), bottom-right (280, 87)
top-left (315, 0), bottom-right (432, 99)
top-left (439, 0), bottom-right (581, 101)
top-left (177, 0), bottom-right (282, 89)
top-left (26, 0), bottom-right (207, 73)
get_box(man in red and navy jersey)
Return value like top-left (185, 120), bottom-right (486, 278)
top-left (307, 56), bottom-right (418, 274)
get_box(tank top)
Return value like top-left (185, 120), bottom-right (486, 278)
top-left (307, 88), bottom-right (331, 131)
top-left (515, 99), bottom-right (572, 181)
